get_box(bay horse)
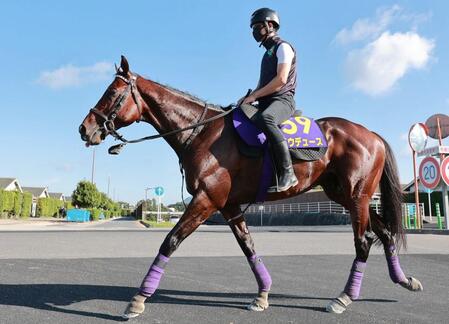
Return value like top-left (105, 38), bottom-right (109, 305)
top-left (79, 56), bottom-right (422, 318)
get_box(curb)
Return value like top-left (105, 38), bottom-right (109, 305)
top-left (406, 229), bottom-right (449, 235)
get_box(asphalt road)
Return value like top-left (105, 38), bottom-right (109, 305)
top-left (0, 218), bottom-right (448, 324)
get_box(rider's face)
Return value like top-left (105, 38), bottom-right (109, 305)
top-left (252, 23), bottom-right (267, 35)
top-left (252, 22), bottom-right (268, 42)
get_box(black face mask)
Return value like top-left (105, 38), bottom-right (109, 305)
top-left (252, 25), bottom-right (265, 42)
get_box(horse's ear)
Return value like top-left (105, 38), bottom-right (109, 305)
top-left (120, 55), bottom-right (130, 74)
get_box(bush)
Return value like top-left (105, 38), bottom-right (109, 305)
top-left (88, 208), bottom-right (102, 221)
top-left (13, 192), bottom-right (22, 216)
top-left (21, 192), bottom-right (32, 218)
top-left (0, 190), bottom-right (15, 214)
top-left (37, 197), bottom-right (63, 217)
top-left (0, 190), bottom-right (32, 218)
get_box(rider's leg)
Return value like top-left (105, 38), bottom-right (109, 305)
top-left (253, 95), bottom-right (297, 192)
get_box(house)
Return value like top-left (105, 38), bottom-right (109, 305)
top-left (49, 192), bottom-right (65, 201)
top-left (22, 187), bottom-right (49, 200)
top-left (0, 177), bottom-right (23, 192)
top-left (22, 187), bottom-right (50, 217)
top-left (402, 177), bottom-right (433, 193)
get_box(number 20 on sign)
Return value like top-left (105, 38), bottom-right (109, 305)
top-left (419, 156), bottom-right (440, 189)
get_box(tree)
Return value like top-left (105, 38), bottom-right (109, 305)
top-left (167, 201), bottom-right (186, 212)
top-left (72, 181), bottom-right (101, 208)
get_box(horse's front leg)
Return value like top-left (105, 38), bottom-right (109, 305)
top-left (222, 204), bottom-right (272, 312)
top-left (123, 190), bottom-right (216, 319)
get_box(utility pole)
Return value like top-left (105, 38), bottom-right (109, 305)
top-left (91, 148), bottom-right (96, 184)
top-left (107, 175), bottom-right (110, 198)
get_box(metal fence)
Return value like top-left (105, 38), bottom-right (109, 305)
top-left (245, 201), bottom-right (348, 214)
top-left (245, 201), bottom-right (425, 217)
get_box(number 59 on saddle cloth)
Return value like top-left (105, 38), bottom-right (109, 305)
top-left (232, 107), bottom-right (328, 202)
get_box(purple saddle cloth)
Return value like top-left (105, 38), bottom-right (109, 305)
top-left (232, 108), bottom-right (327, 149)
top-left (232, 108), bottom-right (327, 202)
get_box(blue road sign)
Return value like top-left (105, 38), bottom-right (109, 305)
top-left (155, 186), bottom-right (164, 196)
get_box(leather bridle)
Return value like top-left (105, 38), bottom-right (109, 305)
top-left (89, 73), bottom-right (143, 141)
top-left (87, 72), bottom-right (240, 155)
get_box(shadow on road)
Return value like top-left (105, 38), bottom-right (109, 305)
top-left (0, 284), bottom-right (397, 320)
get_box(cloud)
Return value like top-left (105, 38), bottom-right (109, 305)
top-left (335, 5), bottom-right (401, 45)
top-left (345, 31), bottom-right (434, 95)
top-left (37, 62), bottom-right (113, 89)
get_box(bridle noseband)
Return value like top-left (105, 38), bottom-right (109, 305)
top-left (90, 73), bottom-right (143, 140)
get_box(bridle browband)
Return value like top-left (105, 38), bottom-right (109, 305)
top-left (89, 72), bottom-right (238, 155)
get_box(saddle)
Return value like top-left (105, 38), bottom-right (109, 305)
top-left (231, 105), bottom-right (328, 202)
top-left (232, 105), bottom-right (328, 161)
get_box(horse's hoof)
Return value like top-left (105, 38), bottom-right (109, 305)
top-left (247, 292), bottom-right (269, 312)
top-left (247, 300), bottom-right (268, 312)
top-left (122, 293), bottom-right (146, 319)
top-left (326, 292), bottom-right (352, 314)
top-left (122, 312), bottom-right (141, 320)
top-left (400, 277), bottom-right (423, 292)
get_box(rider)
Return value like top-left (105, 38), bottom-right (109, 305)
top-left (241, 8), bottom-right (298, 193)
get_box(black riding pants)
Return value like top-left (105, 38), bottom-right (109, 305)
top-left (252, 93), bottom-right (295, 144)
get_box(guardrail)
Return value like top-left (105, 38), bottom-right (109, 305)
top-left (245, 201), bottom-right (349, 214)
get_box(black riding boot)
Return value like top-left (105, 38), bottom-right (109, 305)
top-left (267, 140), bottom-right (298, 193)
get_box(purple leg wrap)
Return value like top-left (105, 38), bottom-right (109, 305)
top-left (139, 253), bottom-right (170, 297)
top-left (343, 259), bottom-right (366, 300)
top-left (386, 255), bottom-right (407, 283)
top-left (248, 255), bottom-right (272, 292)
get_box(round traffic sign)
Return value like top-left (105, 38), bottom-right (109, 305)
top-left (408, 123), bottom-right (428, 152)
top-left (440, 156), bottom-right (449, 186)
top-left (425, 114), bottom-right (449, 139)
top-left (419, 157), bottom-right (440, 189)
top-left (154, 186), bottom-right (164, 196)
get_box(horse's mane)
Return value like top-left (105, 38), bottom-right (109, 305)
top-left (141, 75), bottom-right (224, 111)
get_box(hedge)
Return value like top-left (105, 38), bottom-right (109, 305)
top-left (0, 190), bottom-right (32, 218)
top-left (88, 208), bottom-right (102, 221)
top-left (21, 192), bottom-right (32, 218)
top-left (37, 197), bottom-right (64, 217)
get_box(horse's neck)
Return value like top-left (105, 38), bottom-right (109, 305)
top-left (137, 78), bottom-right (206, 153)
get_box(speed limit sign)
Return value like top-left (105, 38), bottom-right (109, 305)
top-left (440, 156), bottom-right (449, 186)
top-left (419, 156), bottom-right (440, 189)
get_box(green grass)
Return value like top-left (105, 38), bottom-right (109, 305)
top-left (143, 220), bottom-right (176, 228)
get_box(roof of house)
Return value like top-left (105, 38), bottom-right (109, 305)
top-left (49, 192), bottom-right (64, 199)
top-left (0, 178), bottom-right (17, 189)
top-left (22, 187), bottom-right (48, 197)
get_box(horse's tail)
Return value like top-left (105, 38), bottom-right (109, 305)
top-left (375, 133), bottom-right (407, 250)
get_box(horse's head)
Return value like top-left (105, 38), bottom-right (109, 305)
top-left (79, 55), bottom-right (144, 146)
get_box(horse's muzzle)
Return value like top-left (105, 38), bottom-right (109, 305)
top-left (79, 124), bottom-right (88, 142)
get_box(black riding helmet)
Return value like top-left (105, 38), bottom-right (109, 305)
top-left (250, 8), bottom-right (280, 30)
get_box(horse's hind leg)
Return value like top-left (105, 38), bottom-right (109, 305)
top-left (221, 204), bottom-right (272, 312)
top-left (327, 195), bottom-right (374, 314)
top-left (123, 190), bottom-right (216, 319)
top-left (370, 210), bottom-right (423, 292)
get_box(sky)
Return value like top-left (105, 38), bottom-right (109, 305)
top-left (1, 1), bottom-right (448, 205)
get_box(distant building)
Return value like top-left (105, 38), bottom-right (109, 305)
top-left (22, 187), bottom-right (49, 200)
top-left (0, 177), bottom-right (23, 192)
top-left (22, 187), bottom-right (49, 217)
top-left (49, 192), bottom-right (65, 201)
